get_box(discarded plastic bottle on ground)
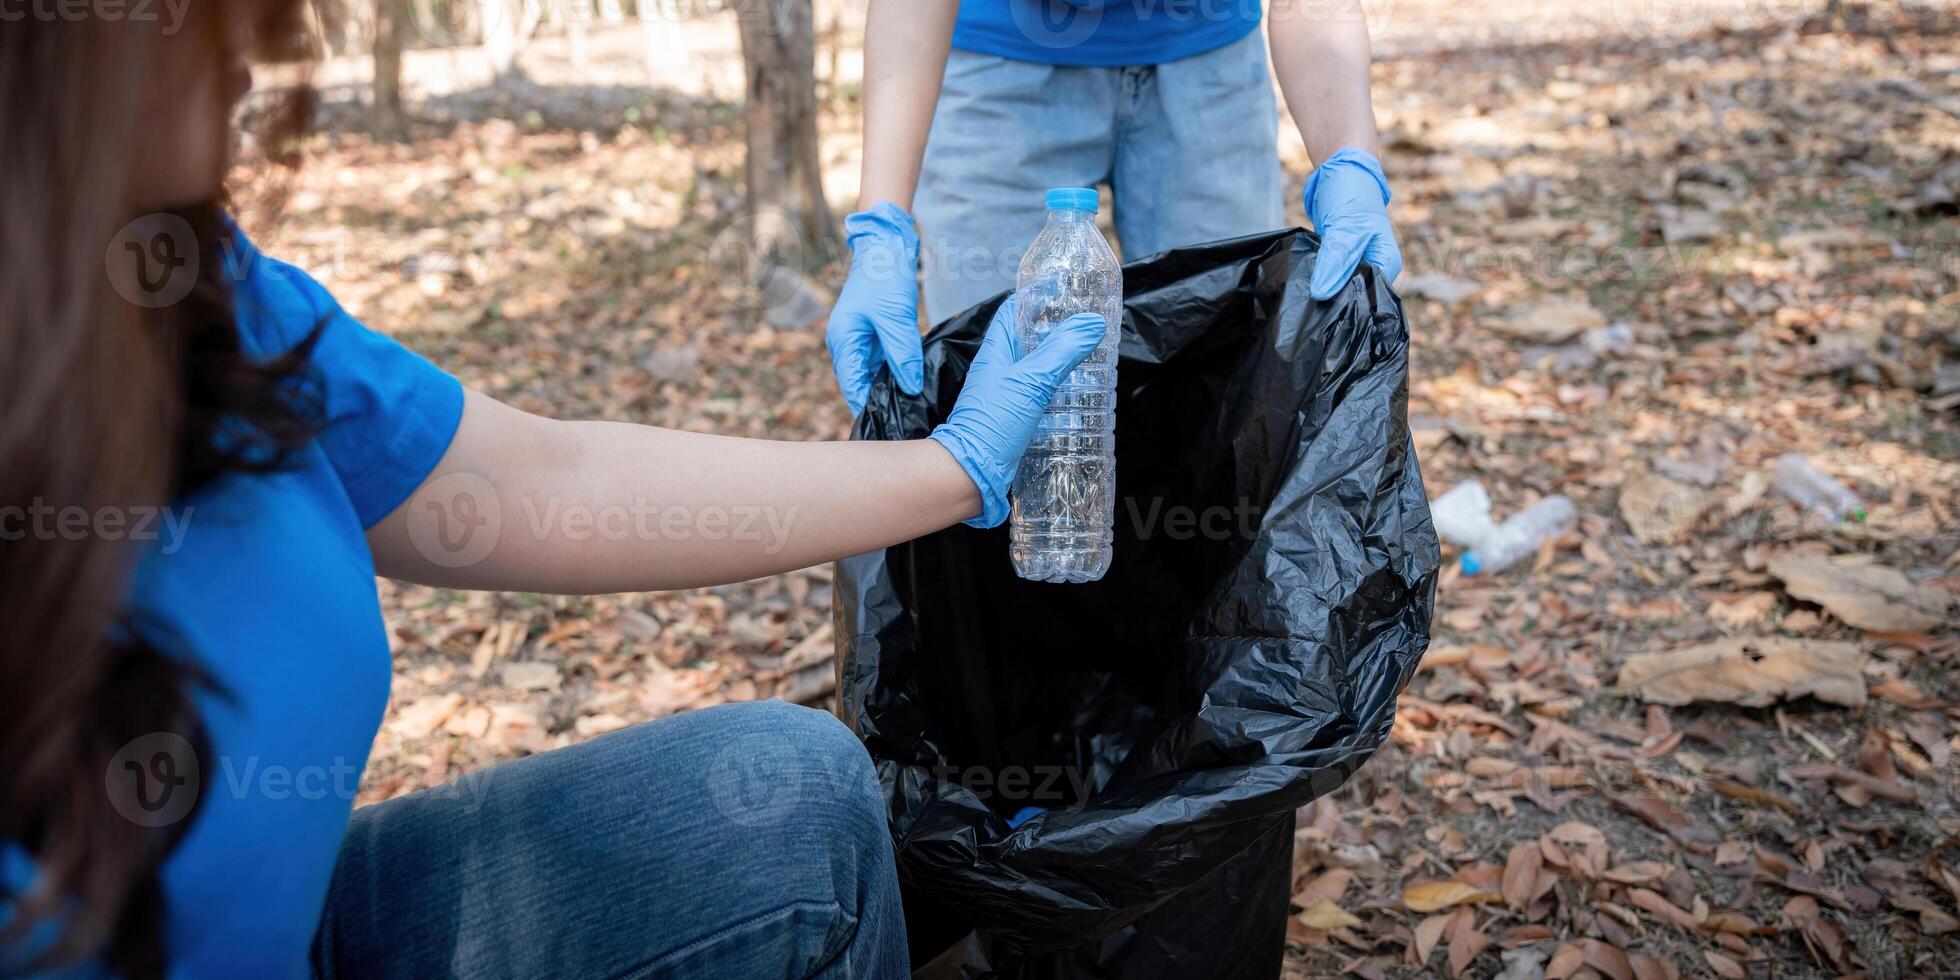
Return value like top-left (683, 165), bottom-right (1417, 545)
top-left (1429, 480), bottom-right (1495, 549)
top-left (1460, 495), bottom-right (1576, 576)
top-left (1010, 188), bottom-right (1121, 583)
top-left (1769, 453), bottom-right (1865, 524)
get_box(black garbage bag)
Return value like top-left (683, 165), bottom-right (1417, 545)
top-left (836, 228), bottom-right (1438, 979)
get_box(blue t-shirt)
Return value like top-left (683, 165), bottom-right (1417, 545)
top-left (953, 0), bottom-right (1262, 67)
top-left (3, 227), bottom-right (464, 976)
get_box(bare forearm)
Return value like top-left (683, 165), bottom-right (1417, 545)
top-left (857, 0), bottom-right (959, 210)
top-left (368, 391), bottom-right (978, 593)
top-left (1268, 4), bottom-right (1381, 163)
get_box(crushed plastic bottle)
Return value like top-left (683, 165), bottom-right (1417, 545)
top-left (1769, 453), bottom-right (1865, 524)
top-left (1430, 480), bottom-right (1495, 549)
top-left (1460, 495), bottom-right (1576, 576)
top-left (1009, 188), bottom-right (1121, 583)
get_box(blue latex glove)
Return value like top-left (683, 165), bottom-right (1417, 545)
top-left (928, 295), bottom-right (1106, 529)
top-left (826, 202), bottom-right (925, 416)
top-left (1304, 147), bottom-right (1403, 301)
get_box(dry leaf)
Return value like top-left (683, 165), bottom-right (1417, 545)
top-left (1602, 861), bottom-right (1670, 885)
top-left (1767, 552), bottom-right (1956, 632)
top-left (442, 703), bottom-right (492, 739)
top-left (1616, 637), bottom-right (1866, 707)
top-left (1499, 924), bottom-right (1556, 947)
top-left (1707, 590), bottom-right (1778, 628)
top-left (1619, 473), bottom-right (1707, 544)
top-left (1502, 842), bottom-right (1543, 909)
top-left (1545, 943), bottom-right (1585, 980)
top-left (1298, 899), bottom-right (1363, 931)
top-left (1628, 887), bottom-right (1702, 930)
top-left (573, 712), bottom-right (630, 736)
top-left (1445, 907), bottom-right (1491, 978)
top-left (1411, 912), bottom-right (1450, 966)
top-left (1703, 950), bottom-right (1746, 979)
top-left (1710, 779), bottom-right (1800, 813)
top-left (1608, 792), bottom-right (1720, 850)
top-left (1403, 880), bottom-right (1501, 912)
top-left (1627, 951), bottom-right (1675, 980)
top-left (1579, 938), bottom-right (1635, 980)
top-left (498, 660), bottom-right (561, 692)
top-left (1293, 868), bottom-right (1355, 909)
top-left (1489, 294), bottom-right (1606, 343)
top-left (388, 692), bottom-right (463, 738)
top-left (1800, 915), bottom-right (1853, 972)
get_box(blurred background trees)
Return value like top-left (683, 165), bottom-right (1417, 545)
top-left (337, 0), bottom-right (840, 255)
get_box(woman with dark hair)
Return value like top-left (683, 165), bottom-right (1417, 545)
top-left (0, 4), bottom-right (1102, 977)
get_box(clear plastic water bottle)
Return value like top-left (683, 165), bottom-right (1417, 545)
top-left (1769, 453), bottom-right (1865, 524)
top-left (1460, 495), bottom-right (1576, 576)
top-left (1010, 188), bottom-right (1121, 583)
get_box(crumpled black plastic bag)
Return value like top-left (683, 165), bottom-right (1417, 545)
top-left (836, 228), bottom-right (1438, 978)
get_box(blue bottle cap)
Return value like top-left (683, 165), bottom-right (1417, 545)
top-left (1045, 187), bottom-right (1099, 213)
top-left (1459, 551), bottom-right (1482, 576)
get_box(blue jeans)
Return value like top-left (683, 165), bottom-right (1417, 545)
top-left (915, 30), bottom-right (1286, 322)
top-left (311, 701), bottom-right (908, 979)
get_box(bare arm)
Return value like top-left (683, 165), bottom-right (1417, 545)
top-left (367, 391), bottom-right (978, 593)
top-left (1267, 1), bottom-right (1382, 164)
top-left (856, 0), bottom-right (960, 210)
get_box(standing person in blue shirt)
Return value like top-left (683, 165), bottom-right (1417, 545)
top-left (827, 0), bottom-right (1405, 416)
top-left (2, 5), bottom-right (1104, 978)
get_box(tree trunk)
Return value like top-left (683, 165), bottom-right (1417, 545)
top-left (372, 0), bottom-right (409, 139)
top-left (735, 0), bottom-right (837, 269)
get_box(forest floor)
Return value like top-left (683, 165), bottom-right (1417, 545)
top-left (235, 3), bottom-right (1960, 977)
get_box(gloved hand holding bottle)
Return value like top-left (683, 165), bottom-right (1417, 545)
top-left (1305, 147), bottom-right (1403, 300)
top-left (826, 202), bottom-right (928, 417)
top-left (930, 295), bottom-right (1105, 528)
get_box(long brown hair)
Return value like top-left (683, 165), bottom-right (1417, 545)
top-left (1, 5), bottom-right (320, 975)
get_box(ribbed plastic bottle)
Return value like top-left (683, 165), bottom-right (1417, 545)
top-left (1009, 188), bottom-right (1121, 583)
top-left (1460, 496), bottom-right (1576, 576)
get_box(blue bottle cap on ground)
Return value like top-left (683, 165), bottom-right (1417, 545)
top-left (1045, 187), bottom-right (1099, 213)
top-left (1459, 551), bottom-right (1482, 575)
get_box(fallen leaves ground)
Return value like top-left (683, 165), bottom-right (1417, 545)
top-left (240, 3), bottom-right (1956, 976)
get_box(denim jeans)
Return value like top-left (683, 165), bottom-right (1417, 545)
top-left (311, 700), bottom-right (908, 979)
top-left (915, 30), bottom-right (1286, 322)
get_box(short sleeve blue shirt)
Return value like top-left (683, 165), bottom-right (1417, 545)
top-left (952, 0), bottom-right (1263, 67)
top-left (3, 225), bottom-right (464, 977)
